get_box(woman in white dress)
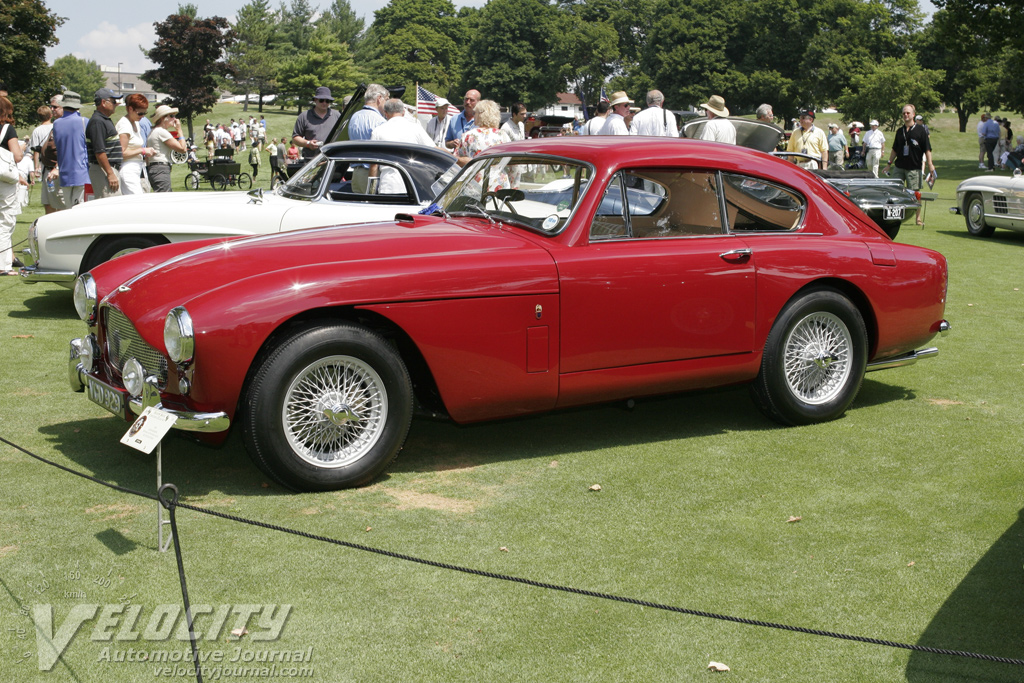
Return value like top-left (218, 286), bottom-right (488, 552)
top-left (116, 94), bottom-right (154, 194)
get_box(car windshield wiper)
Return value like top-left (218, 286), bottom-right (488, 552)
top-left (452, 201), bottom-right (495, 224)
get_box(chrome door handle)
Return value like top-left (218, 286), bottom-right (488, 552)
top-left (720, 248), bottom-right (752, 262)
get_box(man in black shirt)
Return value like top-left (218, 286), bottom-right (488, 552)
top-left (86, 88), bottom-right (124, 197)
top-left (884, 104), bottom-right (935, 226)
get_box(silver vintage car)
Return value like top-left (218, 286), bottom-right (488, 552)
top-left (952, 170), bottom-right (1024, 237)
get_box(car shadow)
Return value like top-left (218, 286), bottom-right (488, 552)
top-left (8, 287), bottom-right (78, 320)
top-left (35, 378), bottom-right (916, 494)
top-left (905, 509), bottom-right (1024, 682)
top-left (936, 229), bottom-right (1024, 246)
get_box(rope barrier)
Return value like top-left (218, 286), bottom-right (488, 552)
top-left (3, 434), bottom-right (1022, 670)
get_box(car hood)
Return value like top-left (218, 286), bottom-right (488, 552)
top-left (100, 215), bottom-right (559, 334)
top-left (38, 190), bottom-right (300, 237)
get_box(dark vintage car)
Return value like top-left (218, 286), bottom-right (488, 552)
top-left (682, 118), bottom-right (923, 238)
top-left (68, 138), bottom-right (950, 491)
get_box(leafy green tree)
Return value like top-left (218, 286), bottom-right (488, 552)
top-left (52, 55), bottom-right (106, 100)
top-left (0, 0), bottom-right (63, 122)
top-left (318, 0), bottom-right (365, 49)
top-left (228, 0), bottom-right (279, 112)
top-left (278, 34), bottom-right (363, 113)
top-left (835, 52), bottom-right (942, 130)
top-left (368, 0), bottom-right (463, 98)
top-left (143, 11), bottom-right (236, 139)
top-left (551, 0), bottom-right (620, 116)
top-left (916, 11), bottom-right (999, 132)
top-left (279, 0), bottom-right (318, 56)
top-left (458, 0), bottom-right (564, 109)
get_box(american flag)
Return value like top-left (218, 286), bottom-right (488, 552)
top-left (600, 86), bottom-right (609, 103)
top-left (416, 85), bottom-right (459, 116)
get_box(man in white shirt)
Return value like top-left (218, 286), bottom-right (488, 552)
top-left (630, 90), bottom-right (678, 137)
top-left (580, 101), bottom-right (610, 135)
top-left (370, 98), bottom-right (436, 194)
top-left (500, 103), bottom-right (527, 141)
top-left (698, 95), bottom-right (736, 144)
top-left (425, 98), bottom-right (455, 148)
top-left (599, 91), bottom-right (633, 135)
top-left (862, 119), bottom-right (886, 178)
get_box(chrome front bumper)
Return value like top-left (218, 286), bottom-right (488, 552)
top-left (864, 320), bottom-right (951, 372)
top-left (19, 263), bottom-right (77, 284)
top-left (69, 338), bottom-right (230, 433)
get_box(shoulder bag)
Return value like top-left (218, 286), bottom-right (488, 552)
top-left (0, 124), bottom-right (21, 184)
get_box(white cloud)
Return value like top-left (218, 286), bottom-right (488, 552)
top-left (75, 21), bottom-right (156, 73)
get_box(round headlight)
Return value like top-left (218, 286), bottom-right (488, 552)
top-left (73, 274), bottom-right (97, 323)
top-left (122, 358), bottom-right (145, 398)
top-left (164, 306), bottom-right (195, 365)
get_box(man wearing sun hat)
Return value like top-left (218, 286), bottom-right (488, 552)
top-left (292, 86), bottom-right (341, 160)
top-left (49, 91), bottom-right (88, 210)
top-left (599, 91), bottom-right (634, 135)
top-left (698, 95), bottom-right (736, 144)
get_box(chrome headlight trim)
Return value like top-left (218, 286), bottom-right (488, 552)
top-left (122, 358), bottom-right (145, 398)
top-left (73, 274), bottom-right (98, 324)
top-left (79, 334), bottom-right (100, 373)
top-left (164, 306), bottom-right (195, 365)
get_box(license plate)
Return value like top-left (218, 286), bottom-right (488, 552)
top-left (85, 374), bottom-right (126, 416)
top-left (883, 205), bottom-right (905, 221)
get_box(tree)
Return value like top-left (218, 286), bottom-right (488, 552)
top-left (551, 0), bottom-right (620, 117)
top-left (278, 34), bottom-right (364, 113)
top-left (0, 0), bottom-right (63, 122)
top-left (143, 11), bottom-right (236, 139)
top-left (835, 53), bottom-right (942, 131)
top-left (228, 0), bottom-right (279, 112)
top-left (368, 0), bottom-right (463, 98)
top-left (459, 0), bottom-right (561, 109)
top-left (52, 55), bottom-right (106, 98)
top-left (917, 11), bottom-right (999, 132)
top-left (318, 0), bottom-right (365, 49)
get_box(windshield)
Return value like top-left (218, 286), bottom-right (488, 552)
top-left (432, 156), bottom-right (592, 233)
top-left (279, 156), bottom-right (329, 199)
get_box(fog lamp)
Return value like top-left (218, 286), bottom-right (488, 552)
top-left (79, 335), bottom-right (99, 373)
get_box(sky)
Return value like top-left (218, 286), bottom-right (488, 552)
top-left (44, 0), bottom-right (935, 75)
top-left (43, 0), bottom-right (483, 73)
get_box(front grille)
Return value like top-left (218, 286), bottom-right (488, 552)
top-left (994, 196), bottom-right (1008, 215)
top-left (103, 306), bottom-right (168, 385)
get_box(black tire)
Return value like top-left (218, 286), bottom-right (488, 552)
top-left (964, 193), bottom-right (994, 237)
top-left (80, 235), bottom-right (170, 273)
top-left (750, 288), bottom-right (867, 426)
top-left (237, 173), bottom-right (252, 190)
top-left (211, 174), bottom-right (227, 191)
top-left (241, 322), bottom-right (414, 491)
top-left (184, 173), bottom-right (200, 191)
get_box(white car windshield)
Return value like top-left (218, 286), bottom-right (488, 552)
top-left (431, 156), bottom-right (592, 234)
top-left (279, 156), bottom-right (330, 199)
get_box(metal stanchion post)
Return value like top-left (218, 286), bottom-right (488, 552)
top-left (157, 442), bottom-right (172, 552)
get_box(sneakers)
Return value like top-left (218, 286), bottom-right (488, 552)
top-left (979, 163), bottom-right (987, 169)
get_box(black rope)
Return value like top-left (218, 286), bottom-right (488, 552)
top-left (3, 434), bottom-right (1022, 667)
top-left (158, 484), bottom-right (203, 683)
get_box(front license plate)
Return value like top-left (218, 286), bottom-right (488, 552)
top-left (883, 205), bottom-right (905, 221)
top-left (85, 374), bottom-right (126, 416)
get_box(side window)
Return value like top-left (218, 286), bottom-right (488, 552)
top-left (590, 169), bottom-right (722, 240)
top-left (721, 173), bottom-right (804, 232)
top-left (327, 161), bottom-right (413, 203)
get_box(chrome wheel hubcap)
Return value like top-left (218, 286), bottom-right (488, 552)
top-left (282, 355), bottom-right (387, 468)
top-left (783, 312), bottom-right (853, 404)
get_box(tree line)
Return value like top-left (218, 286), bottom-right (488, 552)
top-left (3, 0), bottom-right (1022, 133)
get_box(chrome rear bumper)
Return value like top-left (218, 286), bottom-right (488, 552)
top-left (865, 321), bottom-right (949, 372)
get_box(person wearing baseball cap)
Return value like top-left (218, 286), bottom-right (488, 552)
top-left (426, 97), bottom-right (455, 148)
top-left (86, 88), bottom-right (125, 198)
top-left (787, 108), bottom-right (827, 170)
top-left (826, 122), bottom-right (849, 170)
top-left (862, 119), bottom-right (885, 177)
top-left (698, 95), bottom-right (736, 144)
top-left (599, 91), bottom-right (633, 135)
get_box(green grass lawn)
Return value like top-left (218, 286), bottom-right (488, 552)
top-left (1, 108), bottom-right (1022, 682)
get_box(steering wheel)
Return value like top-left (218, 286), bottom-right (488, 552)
top-left (484, 189), bottom-right (523, 215)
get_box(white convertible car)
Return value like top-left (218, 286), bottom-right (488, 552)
top-left (19, 141), bottom-right (458, 287)
top-left (951, 170), bottom-right (1024, 237)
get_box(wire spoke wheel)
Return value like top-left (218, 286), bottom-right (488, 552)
top-left (782, 312), bottom-right (853, 405)
top-left (282, 355), bottom-right (388, 469)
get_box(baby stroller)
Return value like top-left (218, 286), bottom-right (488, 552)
top-left (845, 149), bottom-right (866, 170)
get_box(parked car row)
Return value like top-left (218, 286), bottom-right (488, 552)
top-left (65, 137), bottom-right (950, 491)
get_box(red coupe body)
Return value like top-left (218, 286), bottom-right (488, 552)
top-left (70, 138), bottom-right (948, 490)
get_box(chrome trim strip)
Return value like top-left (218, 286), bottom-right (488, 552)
top-left (20, 265), bottom-right (77, 283)
top-left (865, 347), bottom-right (939, 372)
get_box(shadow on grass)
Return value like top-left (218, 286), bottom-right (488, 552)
top-left (7, 286), bottom-right (78, 320)
top-left (905, 509), bottom-right (1024, 682)
top-left (935, 228), bottom-right (1024, 246)
top-left (34, 377), bottom-right (917, 493)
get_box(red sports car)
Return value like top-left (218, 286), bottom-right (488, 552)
top-left (69, 138), bottom-right (950, 491)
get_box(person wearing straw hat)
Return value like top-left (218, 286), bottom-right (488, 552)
top-left (699, 95), bottom-right (736, 144)
top-left (599, 91), bottom-right (634, 135)
top-left (146, 105), bottom-right (188, 192)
